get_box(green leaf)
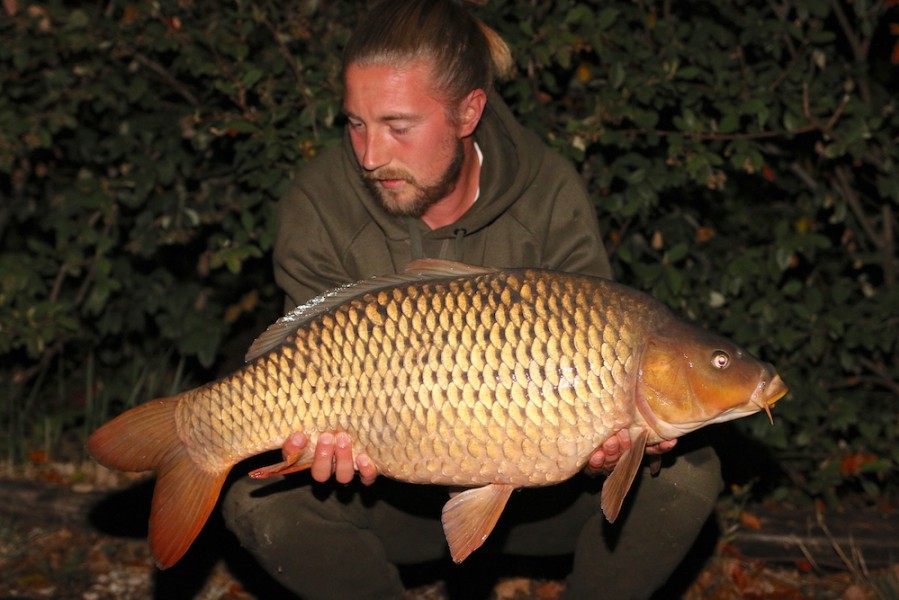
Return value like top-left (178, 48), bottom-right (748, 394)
top-left (565, 5), bottom-right (594, 26)
top-left (596, 8), bottom-right (620, 31)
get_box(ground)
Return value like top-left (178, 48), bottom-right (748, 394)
top-left (1, 463), bottom-right (897, 600)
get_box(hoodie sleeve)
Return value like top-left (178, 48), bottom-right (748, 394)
top-left (274, 178), bottom-right (351, 311)
top-left (539, 155), bottom-right (613, 280)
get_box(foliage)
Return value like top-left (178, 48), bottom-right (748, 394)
top-left (1, 0), bottom-right (897, 503)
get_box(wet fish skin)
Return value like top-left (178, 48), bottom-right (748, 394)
top-left (87, 259), bottom-right (788, 568)
top-left (181, 266), bottom-right (655, 485)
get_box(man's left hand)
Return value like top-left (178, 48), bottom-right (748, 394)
top-left (584, 430), bottom-right (677, 475)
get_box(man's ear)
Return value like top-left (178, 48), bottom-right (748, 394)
top-left (456, 88), bottom-right (487, 137)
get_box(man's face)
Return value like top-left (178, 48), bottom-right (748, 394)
top-left (343, 61), bottom-right (465, 218)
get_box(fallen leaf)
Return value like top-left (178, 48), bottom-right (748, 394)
top-left (740, 511), bottom-right (763, 530)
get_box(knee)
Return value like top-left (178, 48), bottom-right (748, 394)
top-left (664, 443), bottom-right (724, 517)
top-left (220, 477), bottom-right (272, 548)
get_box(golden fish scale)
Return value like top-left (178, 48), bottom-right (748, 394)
top-left (176, 270), bottom-right (661, 487)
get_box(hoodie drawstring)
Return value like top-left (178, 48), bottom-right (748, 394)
top-left (407, 218), bottom-right (424, 260)
top-left (453, 227), bottom-right (467, 262)
top-left (406, 219), bottom-right (468, 262)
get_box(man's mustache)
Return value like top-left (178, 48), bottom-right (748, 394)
top-left (362, 168), bottom-right (414, 183)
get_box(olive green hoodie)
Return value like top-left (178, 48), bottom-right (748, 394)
top-left (274, 95), bottom-right (611, 308)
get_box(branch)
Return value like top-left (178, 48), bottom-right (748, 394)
top-left (789, 161), bottom-right (820, 191)
top-left (611, 84), bottom-right (849, 143)
top-left (830, 0), bottom-right (865, 60)
top-left (829, 0), bottom-right (872, 105)
top-left (857, 356), bottom-right (899, 396)
top-left (832, 166), bottom-right (882, 251)
top-left (617, 122), bottom-right (820, 143)
top-left (0, 205), bottom-right (8, 248)
top-left (831, 166), bottom-right (897, 286)
top-left (881, 203), bottom-right (896, 286)
top-left (132, 53), bottom-right (199, 106)
top-left (258, 13), bottom-right (305, 87)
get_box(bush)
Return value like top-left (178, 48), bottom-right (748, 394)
top-left (1, 0), bottom-right (896, 503)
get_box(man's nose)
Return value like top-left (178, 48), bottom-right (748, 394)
top-left (361, 130), bottom-right (389, 171)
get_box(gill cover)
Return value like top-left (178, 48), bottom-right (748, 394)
top-left (636, 318), bottom-right (775, 438)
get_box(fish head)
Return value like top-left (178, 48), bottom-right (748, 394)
top-left (634, 318), bottom-right (788, 439)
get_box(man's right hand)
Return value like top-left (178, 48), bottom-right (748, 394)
top-left (283, 431), bottom-right (378, 486)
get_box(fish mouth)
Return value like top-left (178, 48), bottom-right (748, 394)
top-left (752, 373), bottom-right (788, 425)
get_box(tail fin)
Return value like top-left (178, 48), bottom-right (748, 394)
top-left (87, 397), bottom-right (228, 569)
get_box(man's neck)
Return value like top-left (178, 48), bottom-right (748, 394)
top-left (420, 139), bottom-right (481, 230)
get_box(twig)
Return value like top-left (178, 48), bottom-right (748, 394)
top-left (857, 356), bottom-right (899, 396)
top-left (792, 534), bottom-right (822, 572)
top-left (132, 53), bottom-right (199, 106)
top-left (830, 0), bottom-right (866, 60)
top-left (832, 166), bottom-right (883, 250)
top-left (829, 0), bottom-right (872, 105)
top-left (617, 122), bottom-right (820, 142)
top-left (0, 205), bottom-right (9, 247)
top-left (257, 12), bottom-right (305, 87)
top-left (816, 509), bottom-right (861, 576)
top-left (824, 93), bottom-right (851, 133)
top-left (833, 164), bottom-right (898, 286)
top-left (789, 161), bottom-right (819, 191)
top-left (882, 203), bottom-right (896, 286)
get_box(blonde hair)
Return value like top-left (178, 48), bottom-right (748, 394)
top-left (343, 0), bottom-right (514, 105)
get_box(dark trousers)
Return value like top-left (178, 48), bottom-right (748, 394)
top-left (222, 443), bottom-right (722, 600)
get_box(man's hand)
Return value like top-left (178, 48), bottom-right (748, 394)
top-left (282, 431), bottom-right (378, 486)
top-left (584, 430), bottom-right (677, 475)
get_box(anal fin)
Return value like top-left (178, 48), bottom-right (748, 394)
top-left (441, 483), bottom-right (515, 563)
top-left (600, 428), bottom-right (649, 523)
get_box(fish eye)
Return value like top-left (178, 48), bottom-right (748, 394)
top-left (711, 350), bottom-right (730, 369)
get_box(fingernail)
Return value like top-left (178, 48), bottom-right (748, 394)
top-left (319, 432), bottom-right (333, 445)
top-left (336, 432), bottom-right (349, 448)
top-left (357, 455), bottom-right (370, 468)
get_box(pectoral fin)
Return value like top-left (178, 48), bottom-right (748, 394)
top-left (249, 444), bottom-right (313, 479)
top-left (441, 483), bottom-right (515, 563)
top-left (600, 428), bottom-right (649, 523)
top-left (249, 456), bottom-right (313, 479)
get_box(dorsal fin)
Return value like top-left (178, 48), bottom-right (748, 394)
top-left (244, 260), bottom-right (497, 362)
top-left (403, 258), bottom-right (497, 278)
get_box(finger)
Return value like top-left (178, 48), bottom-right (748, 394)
top-left (601, 435), bottom-right (620, 456)
top-left (310, 432), bottom-right (336, 482)
top-left (645, 439), bottom-right (677, 456)
top-left (282, 431), bottom-right (308, 458)
top-left (333, 432), bottom-right (356, 484)
top-left (585, 449), bottom-right (607, 474)
top-left (356, 453), bottom-right (378, 486)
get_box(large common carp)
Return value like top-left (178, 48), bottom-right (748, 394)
top-left (88, 259), bottom-right (787, 568)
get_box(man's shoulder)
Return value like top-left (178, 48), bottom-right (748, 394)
top-left (293, 144), bottom-right (353, 185)
top-left (283, 143), bottom-right (365, 210)
top-left (485, 97), bottom-right (583, 175)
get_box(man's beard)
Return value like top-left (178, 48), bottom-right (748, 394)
top-left (360, 140), bottom-right (465, 218)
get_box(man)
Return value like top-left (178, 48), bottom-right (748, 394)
top-left (222, 1), bottom-right (722, 598)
